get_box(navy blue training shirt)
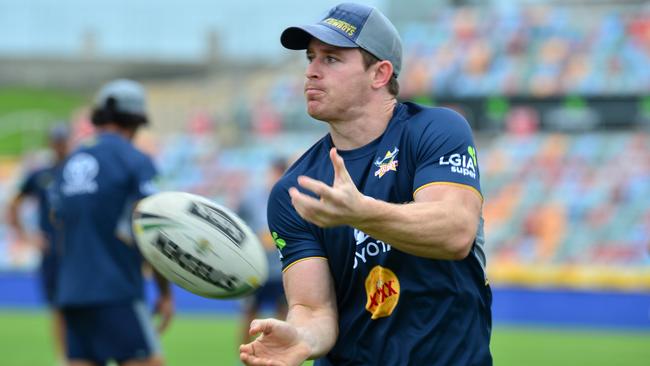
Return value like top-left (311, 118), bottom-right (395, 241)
top-left (19, 165), bottom-right (61, 241)
top-left (268, 103), bottom-right (492, 365)
top-left (52, 132), bottom-right (157, 306)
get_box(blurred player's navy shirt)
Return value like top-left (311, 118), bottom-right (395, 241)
top-left (268, 103), bottom-right (492, 365)
top-left (20, 165), bottom-right (60, 241)
top-left (52, 132), bottom-right (157, 306)
top-left (20, 164), bottom-right (63, 303)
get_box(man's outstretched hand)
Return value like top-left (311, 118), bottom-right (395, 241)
top-left (289, 148), bottom-right (370, 228)
top-left (239, 318), bottom-right (311, 366)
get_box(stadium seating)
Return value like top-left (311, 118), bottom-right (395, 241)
top-left (399, 4), bottom-right (650, 98)
top-left (481, 132), bottom-right (650, 269)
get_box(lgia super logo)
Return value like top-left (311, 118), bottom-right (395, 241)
top-left (438, 146), bottom-right (477, 179)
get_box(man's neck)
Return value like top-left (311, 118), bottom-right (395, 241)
top-left (97, 124), bottom-right (135, 141)
top-left (328, 98), bottom-right (397, 150)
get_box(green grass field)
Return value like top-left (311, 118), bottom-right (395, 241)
top-left (0, 88), bottom-right (85, 156)
top-left (1, 310), bottom-right (649, 366)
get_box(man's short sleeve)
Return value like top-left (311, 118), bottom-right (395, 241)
top-left (133, 155), bottom-right (158, 199)
top-left (267, 181), bottom-right (326, 272)
top-left (19, 170), bottom-right (40, 196)
top-left (413, 108), bottom-right (482, 198)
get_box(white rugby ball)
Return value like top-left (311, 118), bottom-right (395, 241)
top-left (132, 191), bottom-right (268, 299)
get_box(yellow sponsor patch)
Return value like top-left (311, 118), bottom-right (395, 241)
top-left (364, 265), bottom-right (400, 319)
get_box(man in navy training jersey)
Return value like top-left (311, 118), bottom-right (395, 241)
top-left (7, 123), bottom-right (70, 364)
top-left (240, 3), bottom-right (492, 366)
top-left (238, 158), bottom-right (289, 346)
top-left (51, 79), bottom-right (173, 366)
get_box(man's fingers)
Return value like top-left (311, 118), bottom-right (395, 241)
top-left (240, 331), bottom-right (287, 366)
top-left (239, 343), bottom-right (254, 356)
top-left (297, 175), bottom-right (333, 198)
top-left (249, 319), bottom-right (264, 336)
top-left (289, 187), bottom-right (325, 220)
top-left (249, 318), bottom-right (277, 336)
top-left (240, 344), bottom-right (265, 363)
top-left (289, 187), bottom-right (321, 209)
top-left (330, 148), bottom-right (352, 183)
top-left (240, 351), bottom-right (260, 366)
top-left (240, 353), bottom-right (283, 366)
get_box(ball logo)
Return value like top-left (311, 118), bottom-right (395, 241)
top-left (154, 232), bottom-right (239, 292)
top-left (194, 238), bottom-right (211, 255)
top-left (364, 265), bottom-right (400, 320)
top-left (188, 202), bottom-right (245, 247)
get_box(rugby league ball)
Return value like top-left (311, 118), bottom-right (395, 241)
top-left (132, 191), bottom-right (268, 299)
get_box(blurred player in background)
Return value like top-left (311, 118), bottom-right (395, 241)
top-left (7, 123), bottom-right (70, 365)
top-left (237, 158), bottom-right (289, 346)
top-left (240, 3), bottom-right (491, 366)
top-left (50, 79), bottom-right (173, 366)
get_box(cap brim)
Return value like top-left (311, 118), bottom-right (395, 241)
top-left (281, 24), bottom-right (358, 50)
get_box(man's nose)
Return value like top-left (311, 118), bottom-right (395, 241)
top-left (305, 60), bottom-right (321, 79)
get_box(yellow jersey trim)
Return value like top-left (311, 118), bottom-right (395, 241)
top-left (282, 256), bottom-right (328, 273)
top-left (413, 181), bottom-right (484, 202)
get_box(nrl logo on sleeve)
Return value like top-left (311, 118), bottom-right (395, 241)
top-left (438, 146), bottom-right (478, 179)
top-left (374, 147), bottom-right (399, 178)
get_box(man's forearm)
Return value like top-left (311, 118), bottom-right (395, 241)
top-left (152, 269), bottom-right (171, 297)
top-left (287, 304), bottom-right (338, 359)
top-left (352, 197), bottom-right (478, 260)
top-left (7, 195), bottom-right (26, 236)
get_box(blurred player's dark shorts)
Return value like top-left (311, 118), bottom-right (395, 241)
top-left (245, 280), bottom-right (286, 309)
top-left (39, 250), bottom-right (58, 305)
top-left (63, 301), bottom-right (161, 364)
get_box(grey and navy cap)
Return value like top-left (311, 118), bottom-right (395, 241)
top-left (94, 79), bottom-right (147, 117)
top-left (48, 122), bottom-right (70, 142)
top-left (281, 2), bottom-right (403, 76)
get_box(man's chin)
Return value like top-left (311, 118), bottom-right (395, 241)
top-left (306, 104), bottom-right (328, 122)
top-left (307, 112), bottom-right (332, 123)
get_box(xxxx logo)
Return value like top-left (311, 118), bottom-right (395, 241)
top-left (364, 265), bottom-right (400, 320)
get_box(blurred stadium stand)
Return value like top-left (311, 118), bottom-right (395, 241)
top-left (0, 0), bottom-right (649, 327)
top-left (397, 3), bottom-right (650, 97)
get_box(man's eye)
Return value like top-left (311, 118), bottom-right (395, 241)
top-left (325, 56), bottom-right (338, 63)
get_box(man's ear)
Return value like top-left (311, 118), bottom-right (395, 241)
top-left (371, 60), bottom-right (394, 90)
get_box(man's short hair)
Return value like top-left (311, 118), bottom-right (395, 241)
top-left (360, 49), bottom-right (400, 96)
